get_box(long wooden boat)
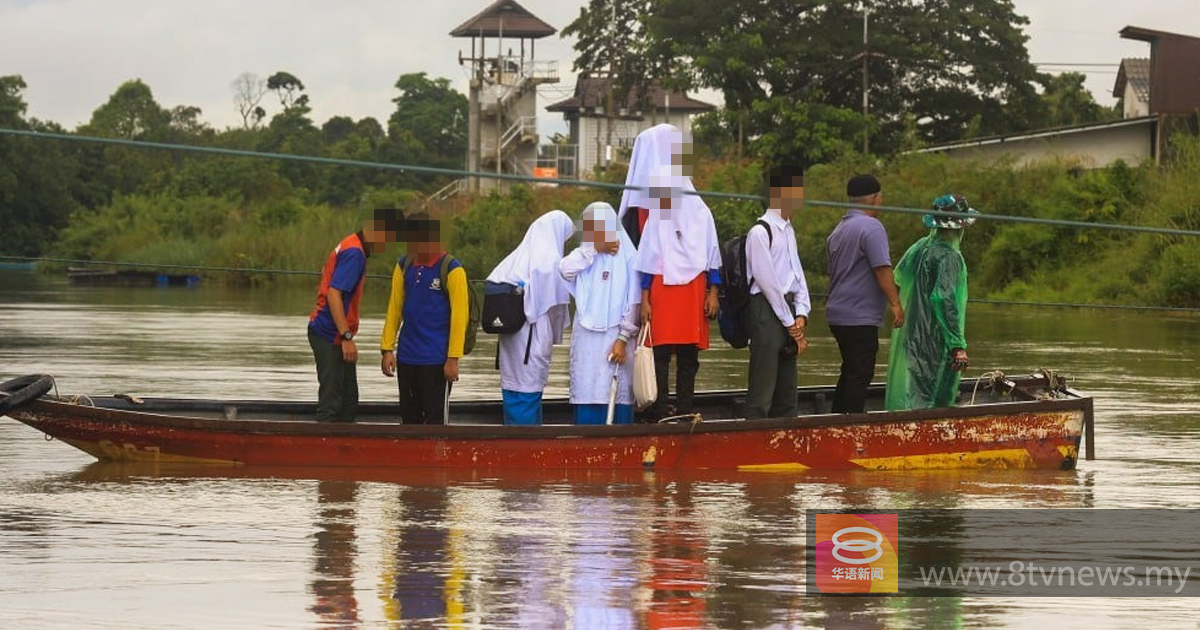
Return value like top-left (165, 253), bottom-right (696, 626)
top-left (1, 372), bottom-right (1092, 472)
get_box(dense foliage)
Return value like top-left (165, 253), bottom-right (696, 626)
top-left (1, 54), bottom-right (1197, 308)
top-left (565, 0), bottom-right (1116, 166)
top-left (0, 71), bottom-right (461, 270)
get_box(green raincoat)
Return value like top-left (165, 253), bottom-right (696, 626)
top-left (884, 230), bottom-right (968, 411)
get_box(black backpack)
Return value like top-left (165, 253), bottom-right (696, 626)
top-left (398, 255), bottom-right (481, 355)
top-left (481, 281), bottom-right (526, 334)
top-left (718, 220), bottom-right (772, 349)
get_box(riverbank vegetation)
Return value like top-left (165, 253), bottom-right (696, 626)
top-left (2, 8), bottom-right (1199, 308)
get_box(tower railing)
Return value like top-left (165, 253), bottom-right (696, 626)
top-left (482, 116), bottom-right (538, 158)
top-left (480, 58), bottom-right (559, 115)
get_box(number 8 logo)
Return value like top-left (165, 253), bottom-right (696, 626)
top-left (830, 526), bottom-right (884, 564)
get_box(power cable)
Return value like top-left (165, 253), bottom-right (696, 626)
top-left (4, 128), bottom-right (1199, 239)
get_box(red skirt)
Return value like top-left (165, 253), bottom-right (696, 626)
top-left (647, 273), bottom-right (709, 349)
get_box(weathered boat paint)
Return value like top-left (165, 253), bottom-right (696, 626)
top-left (6, 384), bottom-right (1089, 472)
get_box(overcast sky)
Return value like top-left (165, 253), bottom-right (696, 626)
top-left (2, 0), bottom-right (1197, 138)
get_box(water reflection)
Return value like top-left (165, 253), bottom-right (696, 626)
top-left (3, 459), bottom-right (1184, 629)
top-left (310, 481), bottom-right (360, 628)
top-left (644, 481), bottom-right (711, 629)
top-left (387, 486), bottom-right (458, 627)
top-left (6, 269), bottom-right (1200, 628)
top-left (570, 495), bottom-right (638, 629)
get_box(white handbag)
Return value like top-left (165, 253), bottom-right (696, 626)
top-left (632, 325), bottom-right (658, 410)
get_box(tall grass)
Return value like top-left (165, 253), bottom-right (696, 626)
top-left (52, 134), bottom-right (1200, 307)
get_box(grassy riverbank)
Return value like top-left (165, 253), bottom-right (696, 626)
top-left (46, 136), bottom-right (1200, 308)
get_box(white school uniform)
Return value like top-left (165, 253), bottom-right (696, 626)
top-left (560, 203), bottom-right (641, 405)
top-left (745, 209), bottom-right (812, 326)
top-left (488, 210), bottom-right (575, 394)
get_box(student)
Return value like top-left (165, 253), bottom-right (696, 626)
top-left (744, 165), bottom-right (812, 419)
top-left (617, 123), bottom-right (694, 247)
top-left (825, 174), bottom-right (904, 414)
top-left (560, 202), bottom-right (641, 425)
top-left (487, 210), bottom-right (575, 425)
top-left (307, 208), bottom-right (401, 422)
top-left (379, 213), bottom-right (468, 425)
top-left (885, 194), bottom-right (979, 411)
top-left (633, 164), bottom-right (722, 419)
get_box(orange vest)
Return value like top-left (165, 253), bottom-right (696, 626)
top-left (309, 233), bottom-right (366, 344)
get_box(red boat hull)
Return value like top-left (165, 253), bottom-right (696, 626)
top-left (7, 395), bottom-right (1088, 471)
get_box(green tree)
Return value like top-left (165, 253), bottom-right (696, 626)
top-left (258, 71), bottom-right (321, 190)
top-left (383, 73), bottom-right (467, 178)
top-left (569, 0), bottom-right (1045, 164)
top-left (77, 79), bottom-right (175, 197)
top-left (0, 75), bottom-right (28, 128)
top-left (322, 116), bottom-right (357, 145)
top-left (266, 71), bottom-right (308, 112)
top-left (0, 76), bottom-right (80, 255)
top-left (561, 0), bottom-right (666, 108)
top-left (168, 105), bottom-right (209, 138)
top-left (1036, 72), bottom-right (1116, 128)
top-left (84, 79), bottom-right (172, 139)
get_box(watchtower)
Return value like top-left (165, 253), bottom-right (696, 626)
top-left (451, 0), bottom-right (559, 194)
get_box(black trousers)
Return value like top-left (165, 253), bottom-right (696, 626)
top-left (397, 362), bottom-right (450, 425)
top-left (309, 328), bottom-right (358, 422)
top-left (830, 325), bottom-right (880, 413)
top-left (649, 344), bottom-right (700, 417)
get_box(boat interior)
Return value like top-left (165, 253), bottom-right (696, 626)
top-left (43, 372), bottom-right (1077, 425)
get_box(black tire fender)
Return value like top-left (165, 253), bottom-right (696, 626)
top-left (0, 374), bottom-right (54, 415)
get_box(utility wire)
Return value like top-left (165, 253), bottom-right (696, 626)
top-left (5, 254), bottom-right (1198, 315)
top-left (3, 128), bottom-right (1200, 239)
top-left (0, 255), bottom-right (390, 281)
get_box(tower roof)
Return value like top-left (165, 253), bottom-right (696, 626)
top-left (450, 0), bottom-right (556, 39)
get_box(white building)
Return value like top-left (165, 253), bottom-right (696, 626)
top-left (912, 117), bottom-right (1158, 169)
top-left (1114, 58), bottom-right (1151, 119)
top-left (547, 76), bottom-right (714, 177)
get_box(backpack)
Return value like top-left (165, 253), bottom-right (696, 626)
top-left (398, 254), bottom-right (481, 355)
top-left (481, 281), bottom-right (526, 334)
top-left (718, 220), bottom-right (772, 349)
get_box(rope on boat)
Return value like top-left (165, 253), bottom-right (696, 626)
top-left (657, 413), bottom-right (703, 425)
top-left (1034, 368), bottom-right (1070, 400)
top-left (969, 371), bottom-right (1010, 406)
top-left (43, 374), bottom-right (96, 407)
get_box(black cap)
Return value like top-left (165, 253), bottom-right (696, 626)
top-left (847, 174), bottom-right (881, 198)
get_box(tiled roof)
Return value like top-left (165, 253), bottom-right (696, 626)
top-left (546, 76), bottom-right (715, 114)
top-left (450, 0), bottom-right (556, 39)
top-left (1113, 57), bottom-right (1150, 102)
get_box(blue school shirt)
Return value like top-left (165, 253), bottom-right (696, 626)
top-left (396, 256), bottom-right (464, 366)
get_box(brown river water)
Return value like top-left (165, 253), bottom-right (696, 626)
top-left (2, 270), bottom-right (1200, 629)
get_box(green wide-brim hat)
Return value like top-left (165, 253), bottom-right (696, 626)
top-left (923, 194), bottom-right (980, 229)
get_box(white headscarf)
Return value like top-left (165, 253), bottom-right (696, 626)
top-left (633, 165), bottom-right (722, 285)
top-left (487, 210), bottom-right (575, 322)
top-left (618, 123), bottom-right (703, 222)
top-left (570, 203), bottom-right (641, 332)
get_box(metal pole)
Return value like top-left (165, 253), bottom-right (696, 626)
top-left (862, 4), bottom-right (870, 154)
